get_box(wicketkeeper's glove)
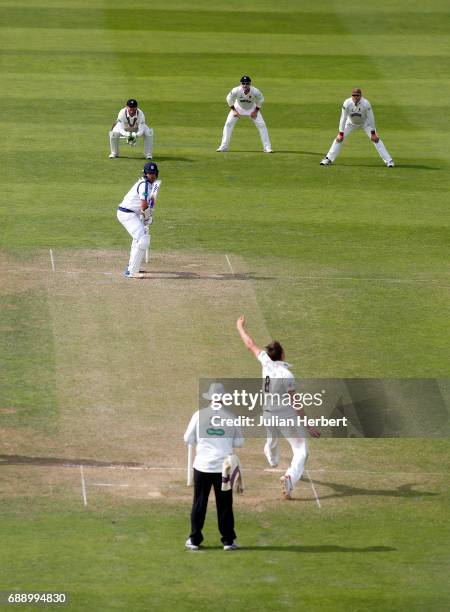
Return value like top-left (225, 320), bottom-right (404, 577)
top-left (127, 132), bottom-right (137, 146)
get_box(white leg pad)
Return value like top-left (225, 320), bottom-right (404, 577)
top-left (129, 232), bottom-right (150, 274)
top-left (110, 127), bottom-right (122, 155)
top-left (143, 127), bottom-right (153, 157)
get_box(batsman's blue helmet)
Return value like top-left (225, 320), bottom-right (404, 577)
top-left (127, 98), bottom-right (138, 108)
top-left (240, 75), bottom-right (251, 84)
top-left (144, 162), bottom-right (159, 176)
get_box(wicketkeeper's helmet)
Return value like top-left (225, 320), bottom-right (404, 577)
top-left (240, 75), bottom-right (251, 84)
top-left (127, 98), bottom-right (138, 108)
top-left (143, 162), bottom-right (159, 176)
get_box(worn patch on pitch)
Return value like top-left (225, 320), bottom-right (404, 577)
top-left (0, 249), bottom-right (271, 488)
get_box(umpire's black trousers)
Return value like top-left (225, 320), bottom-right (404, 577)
top-left (189, 468), bottom-right (236, 546)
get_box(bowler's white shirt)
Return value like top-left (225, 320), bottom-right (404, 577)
top-left (226, 86), bottom-right (264, 115)
top-left (116, 108), bottom-right (147, 136)
top-left (184, 407), bottom-right (244, 472)
top-left (339, 97), bottom-right (376, 131)
top-left (257, 351), bottom-right (296, 410)
top-left (120, 177), bottom-right (160, 213)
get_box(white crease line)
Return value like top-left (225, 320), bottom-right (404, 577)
top-left (225, 254), bottom-right (234, 274)
top-left (59, 464), bottom-right (448, 477)
top-left (306, 469), bottom-right (322, 508)
top-left (49, 249), bottom-right (55, 272)
top-left (80, 465), bottom-right (88, 507)
top-left (92, 483), bottom-right (129, 488)
top-left (7, 263), bottom-right (449, 286)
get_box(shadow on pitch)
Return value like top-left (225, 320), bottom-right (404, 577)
top-left (200, 544), bottom-right (397, 553)
top-left (304, 478), bottom-right (438, 500)
top-left (0, 454), bottom-right (144, 468)
top-left (130, 271), bottom-right (274, 281)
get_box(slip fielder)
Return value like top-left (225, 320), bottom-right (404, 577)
top-left (217, 75), bottom-right (273, 153)
top-left (320, 88), bottom-right (394, 167)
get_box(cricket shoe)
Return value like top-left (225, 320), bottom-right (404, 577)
top-left (185, 538), bottom-right (200, 551)
top-left (280, 475), bottom-right (293, 500)
top-left (386, 160), bottom-right (395, 167)
top-left (264, 148), bottom-right (273, 153)
top-left (124, 271), bottom-right (145, 279)
top-left (109, 153), bottom-right (119, 158)
top-left (320, 156), bottom-right (332, 165)
top-left (145, 154), bottom-right (153, 160)
top-left (223, 542), bottom-right (240, 551)
top-left (216, 146), bottom-right (228, 152)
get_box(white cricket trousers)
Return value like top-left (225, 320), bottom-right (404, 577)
top-left (117, 209), bottom-right (150, 274)
top-left (110, 125), bottom-right (154, 157)
top-left (264, 420), bottom-right (308, 488)
top-left (326, 123), bottom-right (392, 163)
top-left (220, 110), bottom-right (272, 151)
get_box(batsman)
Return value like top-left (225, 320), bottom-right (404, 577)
top-left (116, 162), bottom-right (161, 278)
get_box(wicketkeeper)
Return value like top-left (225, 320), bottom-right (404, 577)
top-left (109, 98), bottom-right (153, 159)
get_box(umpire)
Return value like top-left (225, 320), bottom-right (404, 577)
top-left (184, 383), bottom-right (244, 551)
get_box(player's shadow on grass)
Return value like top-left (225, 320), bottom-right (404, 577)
top-left (304, 478), bottom-right (437, 500)
top-left (201, 544), bottom-right (396, 553)
top-left (394, 163), bottom-right (441, 170)
top-left (111, 155), bottom-right (192, 162)
top-left (340, 162), bottom-right (439, 170)
top-left (229, 150), bottom-right (322, 156)
top-left (274, 150), bottom-right (324, 157)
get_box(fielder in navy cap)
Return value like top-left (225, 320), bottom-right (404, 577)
top-left (217, 76), bottom-right (273, 153)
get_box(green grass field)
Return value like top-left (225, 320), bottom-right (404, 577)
top-left (1, 1), bottom-right (449, 610)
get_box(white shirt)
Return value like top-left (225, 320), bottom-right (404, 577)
top-left (257, 351), bottom-right (296, 411)
top-left (119, 177), bottom-right (161, 213)
top-left (226, 86), bottom-right (264, 115)
top-left (115, 108), bottom-right (147, 136)
top-left (339, 97), bottom-right (376, 131)
top-left (184, 407), bottom-right (244, 473)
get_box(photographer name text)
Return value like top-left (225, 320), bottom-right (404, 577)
top-left (211, 415), bottom-right (348, 428)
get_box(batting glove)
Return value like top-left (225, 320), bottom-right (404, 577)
top-left (142, 208), bottom-right (153, 226)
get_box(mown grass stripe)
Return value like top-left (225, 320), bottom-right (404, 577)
top-left (1, 8), bottom-right (449, 34)
top-left (2, 52), bottom-right (450, 81)
top-left (1, 30), bottom-right (448, 56)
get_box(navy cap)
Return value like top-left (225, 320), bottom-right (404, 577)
top-left (240, 75), bottom-right (251, 84)
top-left (127, 98), bottom-right (138, 107)
top-left (144, 162), bottom-right (158, 175)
